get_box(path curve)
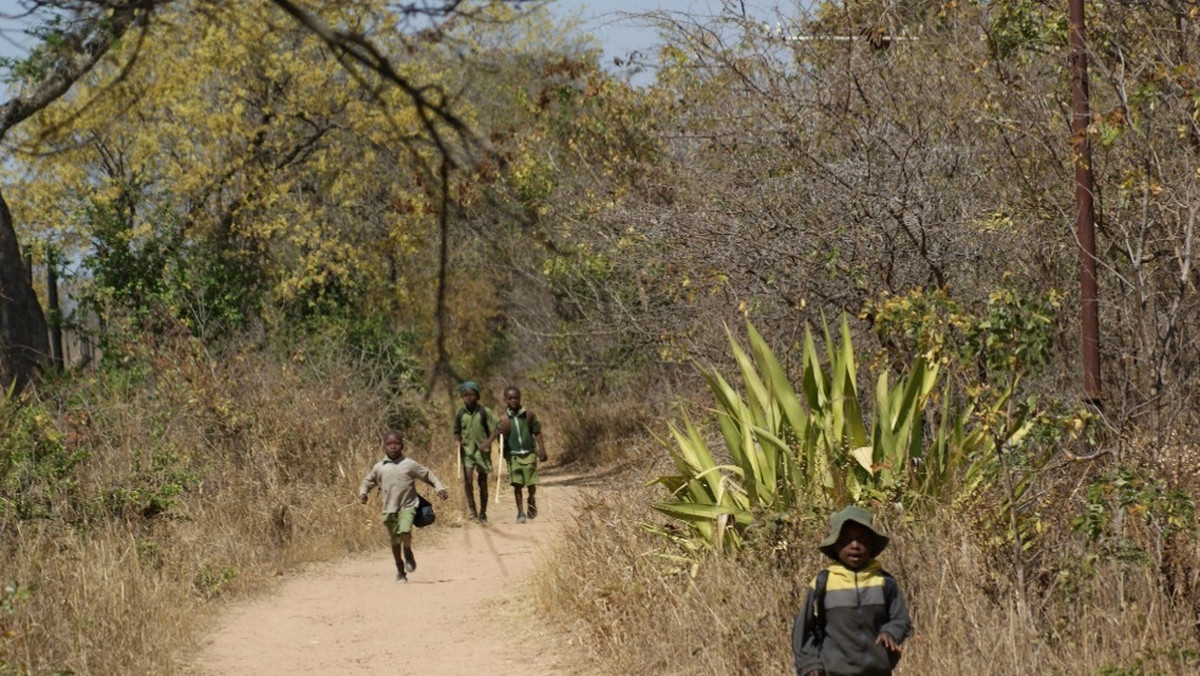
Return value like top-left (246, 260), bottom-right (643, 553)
top-left (188, 472), bottom-right (588, 675)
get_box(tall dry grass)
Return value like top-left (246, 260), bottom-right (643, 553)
top-left (535, 449), bottom-right (1200, 675)
top-left (0, 334), bottom-right (461, 674)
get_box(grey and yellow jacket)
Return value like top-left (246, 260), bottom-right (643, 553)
top-left (791, 560), bottom-right (912, 676)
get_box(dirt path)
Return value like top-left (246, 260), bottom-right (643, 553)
top-left (188, 472), bottom-right (589, 676)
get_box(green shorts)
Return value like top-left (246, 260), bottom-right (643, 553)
top-left (383, 507), bottom-right (416, 544)
top-left (507, 453), bottom-right (539, 487)
top-left (462, 445), bottom-right (493, 474)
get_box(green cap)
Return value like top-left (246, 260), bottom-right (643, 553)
top-left (818, 505), bottom-right (889, 560)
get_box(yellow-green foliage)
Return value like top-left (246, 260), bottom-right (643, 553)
top-left (4, 1), bottom-right (583, 356)
top-left (653, 316), bottom-right (979, 553)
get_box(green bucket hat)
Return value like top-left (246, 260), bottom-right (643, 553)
top-left (458, 381), bottom-right (480, 395)
top-left (818, 505), bottom-right (889, 560)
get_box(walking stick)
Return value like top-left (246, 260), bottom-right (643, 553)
top-left (495, 436), bottom-right (505, 504)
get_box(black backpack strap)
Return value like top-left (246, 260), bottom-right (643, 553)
top-left (813, 569), bottom-right (830, 636)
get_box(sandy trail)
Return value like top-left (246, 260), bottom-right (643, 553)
top-left (188, 472), bottom-right (588, 676)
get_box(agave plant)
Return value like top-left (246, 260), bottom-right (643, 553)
top-left (651, 315), bottom-right (999, 552)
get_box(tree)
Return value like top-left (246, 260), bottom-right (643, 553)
top-left (0, 1), bottom-right (157, 393)
top-left (0, 0), bottom-right (536, 392)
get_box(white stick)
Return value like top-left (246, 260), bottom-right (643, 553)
top-left (495, 437), bottom-right (505, 504)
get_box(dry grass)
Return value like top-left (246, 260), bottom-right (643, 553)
top-left (534, 450), bottom-right (1200, 676)
top-left (0, 336), bottom-right (459, 675)
top-left (6, 338), bottom-right (1200, 675)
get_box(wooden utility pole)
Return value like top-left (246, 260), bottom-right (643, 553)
top-left (1070, 0), bottom-right (1102, 406)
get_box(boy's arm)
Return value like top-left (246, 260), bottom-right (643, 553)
top-left (792, 583), bottom-right (824, 676)
top-left (483, 407), bottom-right (505, 454)
top-left (358, 466), bottom-right (379, 503)
top-left (415, 463), bottom-right (449, 499)
top-left (530, 413), bottom-right (547, 461)
top-left (878, 576), bottom-right (913, 644)
top-left (534, 432), bottom-right (546, 461)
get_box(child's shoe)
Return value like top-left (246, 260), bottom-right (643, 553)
top-left (478, 512), bottom-right (488, 524)
top-left (467, 508), bottom-right (479, 522)
top-left (396, 570), bottom-right (408, 583)
top-left (517, 512), bottom-right (527, 524)
top-left (404, 548), bottom-right (417, 573)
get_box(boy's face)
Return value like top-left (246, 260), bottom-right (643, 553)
top-left (834, 522), bottom-right (874, 570)
top-left (504, 389), bottom-right (521, 410)
top-left (383, 434), bottom-right (404, 461)
top-left (461, 389), bottom-right (479, 408)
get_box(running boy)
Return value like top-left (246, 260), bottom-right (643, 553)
top-left (791, 505), bottom-right (912, 676)
top-left (358, 430), bottom-right (448, 582)
top-left (487, 386), bottom-right (546, 524)
top-left (453, 381), bottom-right (498, 523)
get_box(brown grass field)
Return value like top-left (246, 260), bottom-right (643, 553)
top-left (2, 344), bottom-right (1199, 674)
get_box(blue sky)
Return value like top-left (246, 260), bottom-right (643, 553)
top-left (0, 0), bottom-right (791, 88)
top-left (0, 1), bottom-right (785, 60)
top-left (549, 0), bottom-right (785, 82)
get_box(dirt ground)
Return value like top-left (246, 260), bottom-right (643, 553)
top-left (187, 472), bottom-right (592, 676)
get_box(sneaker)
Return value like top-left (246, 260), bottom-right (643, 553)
top-left (467, 509), bottom-right (479, 522)
top-left (396, 571), bottom-right (408, 583)
top-left (517, 513), bottom-right (527, 524)
top-left (527, 500), bottom-right (538, 519)
top-left (478, 513), bottom-right (488, 524)
top-left (404, 548), bottom-right (416, 573)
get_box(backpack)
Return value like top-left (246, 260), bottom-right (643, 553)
top-left (414, 494), bottom-right (436, 528)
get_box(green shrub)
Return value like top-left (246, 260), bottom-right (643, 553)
top-left (0, 393), bottom-right (89, 522)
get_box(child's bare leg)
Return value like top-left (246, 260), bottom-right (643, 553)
top-left (400, 532), bottom-right (416, 572)
top-left (527, 486), bottom-right (538, 518)
top-left (476, 471), bottom-right (489, 519)
top-left (462, 466), bottom-right (478, 518)
top-left (514, 485), bottom-right (526, 522)
top-left (390, 543), bottom-right (405, 573)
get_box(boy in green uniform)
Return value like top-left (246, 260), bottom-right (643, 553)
top-left (791, 505), bottom-right (912, 675)
top-left (489, 386), bottom-right (546, 524)
top-left (453, 381), bottom-right (498, 523)
top-left (358, 431), bottom-right (448, 582)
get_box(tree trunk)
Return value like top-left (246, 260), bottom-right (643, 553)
top-left (0, 189), bottom-right (48, 394)
top-left (0, 4), bottom-right (146, 394)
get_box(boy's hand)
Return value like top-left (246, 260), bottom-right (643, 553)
top-left (536, 448), bottom-right (547, 462)
top-left (358, 494), bottom-right (368, 505)
top-left (876, 632), bottom-right (902, 653)
top-left (436, 489), bottom-right (449, 500)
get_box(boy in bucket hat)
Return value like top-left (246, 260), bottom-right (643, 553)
top-left (791, 505), bottom-right (912, 676)
top-left (453, 381), bottom-right (498, 522)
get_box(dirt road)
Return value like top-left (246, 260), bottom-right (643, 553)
top-left (189, 474), bottom-right (587, 675)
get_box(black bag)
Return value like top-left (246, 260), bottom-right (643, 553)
top-left (414, 494), bottom-right (436, 528)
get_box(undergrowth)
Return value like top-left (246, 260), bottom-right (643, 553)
top-left (535, 437), bottom-right (1200, 675)
top-left (0, 330), bottom-right (452, 674)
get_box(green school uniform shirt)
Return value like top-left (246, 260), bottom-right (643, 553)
top-left (501, 407), bottom-right (540, 456)
top-left (454, 405), bottom-right (497, 454)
